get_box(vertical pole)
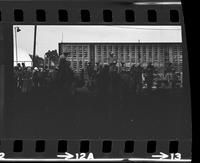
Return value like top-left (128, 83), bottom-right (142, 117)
top-left (138, 40), bottom-right (141, 64)
top-left (61, 32), bottom-right (63, 43)
top-left (33, 25), bottom-right (37, 67)
top-left (14, 27), bottom-right (18, 65)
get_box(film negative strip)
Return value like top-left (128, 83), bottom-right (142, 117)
top-left (0, 0), bottom-right (192, 162)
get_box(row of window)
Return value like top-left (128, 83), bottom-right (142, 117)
top-left (96, 45), bottom-right (181, 50)
top-left (95, 57), bottom-right (182, 64)
top-left (63, 46), bottom-right (89, 50)
top-left (96, 51), bottom-right (182, 58)
top-left (67, 56), bottom-right (89, 59)
top-left (1, 140), bottom-right (179, 154)
top-left (0, 9), bottom-right (179, 22)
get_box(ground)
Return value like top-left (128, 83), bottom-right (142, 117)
top-left (4, 87), bottom-right (191, 140)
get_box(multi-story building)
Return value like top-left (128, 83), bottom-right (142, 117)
top-left (59, 43), bottom-right (92, 73)
top-left (59, 43), bottom-right (182, 73)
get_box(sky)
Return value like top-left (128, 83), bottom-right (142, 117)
top-left (13, 25), bottom-right (182, 59)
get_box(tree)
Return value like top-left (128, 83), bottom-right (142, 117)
top-left (45, 50), bottom-right (59, 66)
top-left (29, 54), bottom-right (44, 68)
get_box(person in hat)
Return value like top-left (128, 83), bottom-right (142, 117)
top-left (108, 51), bottom-right (114, 65)
top-left (21, 67), bottom-right (33, 93)
top-left (22, 62), bottom-right (26, 71)
top-left (146, 62), bottom-right (155, 91)
top-left (57, 51), bottom-right (74, 96)
top-left (130, 64), bottom-right (137, 94)
top-left (32, 67), bottom-right (39, 88)
top-left (58, 52), bottom-right (70, 66)
top-left (135, 63), bottom-right (144, 93)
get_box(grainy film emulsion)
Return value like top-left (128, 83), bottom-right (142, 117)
top-left (0, 0), bottom-right (191, 162)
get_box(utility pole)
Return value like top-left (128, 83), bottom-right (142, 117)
top-left (14, 27), bottom-right (21, 65)
top-left (14, 27), bottom-right (18, 65)
top-left (61, 32), bottom-right (63, 43)
top-left (33, 25), bottom-right (37, 67)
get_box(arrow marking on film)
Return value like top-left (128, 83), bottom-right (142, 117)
top-left (57, 152), bottom-right (74, 159)
top-left (152, 152), bottom-right (168, 159)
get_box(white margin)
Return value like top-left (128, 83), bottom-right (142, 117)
top-left (133, 2), bottom-right (181, 5)
top-left (0, 158), bottom-right (191, 162)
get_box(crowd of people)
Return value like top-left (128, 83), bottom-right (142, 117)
top-left (13, 54), bottom-right (182, 99)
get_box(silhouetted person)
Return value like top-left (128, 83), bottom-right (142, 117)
top-left (75, 69), bottom-right (84, 88)
top-left (165, 63), bottom-right (174, 74)
top-left (130, 64), bottom-right (137, 94)
top-left (171, 69), bottom-right (179, 89)
top-left (87, 62), bottom-right (95, 85)
top-left (96, 65), bottom-right (110, 98)
top-left (22, 67), bottom-right (33, 93)
top-left (32, 67), bottom-right (39, 88)
top-left (38, 68), bottom-right (45, 87)
top-left (22, 62), bottom-right (26, 70)
top-left (110, 63), bottom-right (120, 102)
top-left (120, 70), bottom-right (131, 103)
top-left (16, 63), bottom-right (23, 89)
top-left (146, 63), bottom-right (155, 91)
top-left (165, 63), bottom-right (175, 88)
top-left (57, 57), bottom-right (74, 96)
top-left (13, 67), bottom-right (18, 91)
top-left (121, 62), bottom-right (126, 72)
top-left (17, 63), bottom-right (21, 69)
top-left (58, 52), bottom-right (69, 66)
top-left (135, 64), bottom-right (143, 93)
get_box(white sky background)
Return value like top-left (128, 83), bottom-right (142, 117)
top-left (13, 25), bottom-right (182, 59)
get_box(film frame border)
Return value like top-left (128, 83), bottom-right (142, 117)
top-left (0, 0), bottom-right (192, 161)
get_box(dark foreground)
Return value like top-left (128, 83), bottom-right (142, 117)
top-left (4, 88), bottom-right (191, 140)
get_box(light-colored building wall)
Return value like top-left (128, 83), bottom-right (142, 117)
top-left (59, 43), bottom-right (90, 73)
top-left (59, 43), bottom-right (182, 73)
top-left (94, 43), bottom-right (182, 72)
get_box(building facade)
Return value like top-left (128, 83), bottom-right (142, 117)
top-left (59, 43), bottom-right (182, 73)
top-left (59, 43), bottom-right (91, 73)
